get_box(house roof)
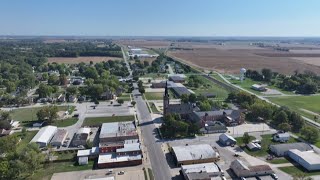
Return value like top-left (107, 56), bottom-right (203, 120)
top-left (219, 133), bottom-right (236, 142)
top-left (270, 143), bottom-right (313, 153)
top-left (288, 149), bottom-right (320, 165)
top-left (276, 132), bottom-right (290, 138)
top-left (31, 126), bottom-right (57, 144)
top-left (172, 144), bottom-right (218, 162)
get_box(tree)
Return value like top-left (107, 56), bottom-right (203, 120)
top-left (139, 87), bottom-right (145, 94)
top-left (143, 61), bottom-right (149, 67)
top-left (301, 126), bottom-right (319, 143)
top-left (261, 68), bottom-right (273, 82)
top-left (290, 112), bottom-right (305, 132)
top-left (278, 123), bottom-right (291, 132)
top-left (273, 110), bottom-right (288, 125)
top-left (131, 101), bottom-right (136, 107)
top-left (188, 94), bottom-right (197, 103)
top-left (293, 172), bottom-right (313, 180)
top-left (180, 94), bottom-right (189, 103)
top-left (117, 99), bottom-right (124, 105)
top-left (36, 106), bottom-right (59, 124)
top-left (199, 101), bottom-right (211, 111)
top-left (66, 86), bottom-right (78, 95)
top-left (48, 74), bottom-right (60, 85)
top-left (242, 132), bottom-right (251, 145)
top-left (37, 83), bottom-right (52, 98)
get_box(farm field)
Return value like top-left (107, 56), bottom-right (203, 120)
top-left (167, 42), bottom-right (320, 74)
top-left (48, 56), bottom-right (122, 64)
top-left (267, 95), bottom-right (320, 120)
top-left (116, 39), bottom-right (171, 49)
top-left (82, 115), bottom-right (135, 127)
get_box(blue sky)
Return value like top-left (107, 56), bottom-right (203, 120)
top-left (1, 0), bottom-right (320, 36)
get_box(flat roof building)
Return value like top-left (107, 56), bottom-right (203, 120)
top-left (269, 142), bottom-right (313, 157)
top-left (172, 144), bottom-right (220, 166)
top-left (288, 149), bottom-right (320, 171)
top-left (71, 127), bottom-right (91, 147)
top-left (50, 129), bottom-right (68, 147)
top-left (30, 126), bottom-right (57, 147)
top-left (230, 159), bottom-right (273, 178)
top-left (97, 153), bottom-right (142, 168)
top-left (181, 163), bottom-right (223, 180)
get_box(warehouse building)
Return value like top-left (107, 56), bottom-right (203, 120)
top-left (30, 126), bottom-right (57, 147)
top-left (219, 133), bottom-right (237, 146)
top-left (50, 129), bottom-right (68, 147)
top-left (181, 162), bottom-right (224, 180)
top-left (172, 144), bottom-right (220, 166)
top-left (99, 122), bottom-right (138, 153)
top-left (230, 159), bottom-right (273, 178)
top-left (288, 149), bottom-right (320, 171)
top-left (269, 142), bottom-right (313, 157)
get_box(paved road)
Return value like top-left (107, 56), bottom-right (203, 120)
top-left (132, 84), bottom-right (172, 180)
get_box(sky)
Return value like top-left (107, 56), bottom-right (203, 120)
top-left (1, 0), bottom-right (320, 37)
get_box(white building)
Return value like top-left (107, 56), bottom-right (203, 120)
top-left (181, 163), bottom-right (224, 180)
top-left (273, 132), bottom-right (290, 142)
top-left (30, 126), bottom-right (57, 147)
top-left (288, 149), bottom-right (320, 171)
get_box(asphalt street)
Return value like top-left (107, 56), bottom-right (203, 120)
top-left (132, 84), bottom-right (172, 180)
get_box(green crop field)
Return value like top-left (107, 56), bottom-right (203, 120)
top-left (268, 95), bottom-right (320, 120)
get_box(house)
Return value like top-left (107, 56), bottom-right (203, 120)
top-left (230, 159), bottom-right (273, 178)
top-left (0, 129), bottom-right (13, 137)
top-left (68, 95), bottom-right (77, 103)
top-left (100, 90), bottom-right (115, 100)
top-left (273, 132), bottom-right (290, 142)
top-left (71, 128), bottom-right (91, 147)
top-left (181, 163), bottom-right (224, 180)
top-left (246, 142), bottom-right (261, 151)
top-left (57, 94), bottom-right (66, 103)
top-left (200, 121), bottom-right (227, 134)
top-left (288, 149), bottom-right (320, 171)
top-left (30, 126), bottom-right (58, 147)
top-left (269, 143), bottom-right (313, 157)
top-left (50, 129), bottom-right (68, 147)
top-left (251, 84), bottom-right (267, 92)
top-left (10, 120), bottom-right (20, 128)
top-left (219, 133), bottom-right (237, 146)
top-left (169, 75), bottom-right (185, 83)
top-left (172, 144), bottom-right (220, 166)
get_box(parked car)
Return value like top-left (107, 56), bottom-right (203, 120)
top-left (271, 173), bottom-right (278, 179)
top-left (118, 171), bottom-right (125, 175)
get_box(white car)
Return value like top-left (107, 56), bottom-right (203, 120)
top-left (271, 173), bottom-right (278, 179)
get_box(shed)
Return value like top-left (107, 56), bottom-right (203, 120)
top-left (78, 156), bottom-right (88, 165)
top-left (30, 126), bottom-right (57, 147)
top-left (273, 132), bottom-right (290, 142)
top-left (269, 143), bottom-right (313, 157)
top-left (219, 133), bottom-right (237, 146)
top-left (288, 149), bottom-right (320, 171)
top-left (246, 142), bottom-right (261, 151)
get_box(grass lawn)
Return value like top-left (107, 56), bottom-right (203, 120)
top-left (268, 158), bottom-right (290, 164)
top-left (187, 75), bottom-right (230, 100)
top-left (210, 73), bottom-right (226, 83)
top-left (83, 115), bottom-right (135, 127)
top-left (148, 168), bottom-right (154, 180)
top-left (52, 117), bottom-right (78, 127)
top-left (240, 134), bottom-right (300, 157)
top-left (30, 161), bottom-right (94, 180)
top-left (267, 95), bottom-right (320, 120)
top-left (11, 106), bottom-right (72, 122)
top-left (235, 136), bottom-right (256, 146)
top-left (150, 102), bottom-right (160, 113)
top-left (141, 73), bottom-right (167, 79)
top-left (15, 131), bottom-right (38, 152)
top-left (279, 166), bottom-right (320, 176)
top-left (117, 93), bottom-right (131, 101)
top-left (145, 92), bottom-right (164, 100)
top-left (56, 151), bottom-right (77, 161)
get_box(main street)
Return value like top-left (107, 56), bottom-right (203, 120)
top-left (132, 84), bottom-right (172, 180)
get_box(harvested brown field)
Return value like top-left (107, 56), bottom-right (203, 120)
top-left (291, 57), bottom-right (320, 66)
top-left (168, 48), bottom-right (320, 74)
top-left (116, 40), bottom-right (171, 49)
top-left (48, 56), bottom-right (122, 64)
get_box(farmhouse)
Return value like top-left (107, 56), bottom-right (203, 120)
top-left (230, 159), bottom-right (273, 178)
top-left (288, 149), bottom-right (320, 171)
top-left (172, 144), bottom-right (220, 166)
top-left (180, 163), bottom-right (224, 180)
top-left (269, 142), bottom-right (313, 157)
top-left (219, 133), bottom-right (237, 146)
top-left (30, 126), bottom-right (57, 147)
top-left (50, 129), bottom-right (68, 147)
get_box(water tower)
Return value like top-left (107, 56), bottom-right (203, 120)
top-left (240, 68), bottom-right (246, 82)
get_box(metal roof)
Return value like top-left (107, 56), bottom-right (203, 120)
top-left (289, 149), bottom-right (320, 165)
top-left (219, 133), bottom-right (236, 142)
top-left (31, 126), bottom-right (57, 144)
top-left (98, 153), bottom-right (142, 164)
top-left (270, 143), bottom-right (313, 153)
top-left (99, 121), bottom-right (136, 139)
top-left (76, 127), bottom-right (91, 135)
top-left (172, 144), bottom-right (218, 162)
top-left (181, 163), bottom-right (222, 179)
top-left (116, 143), bottom-right (141, 153)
